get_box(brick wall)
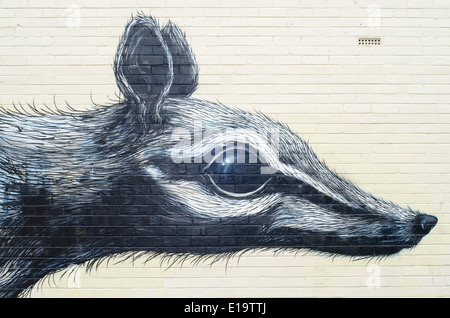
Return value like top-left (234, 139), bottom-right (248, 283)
top-left (0, 0), bottom-right (448, 297)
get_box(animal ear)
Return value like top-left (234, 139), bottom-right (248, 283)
top-left (114, 16), bottom-right (173, 124)
top-left (161, 21), bottom-right (199, 97)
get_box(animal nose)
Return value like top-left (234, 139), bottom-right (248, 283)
top-left (413, 214), bottom-right (438, 235)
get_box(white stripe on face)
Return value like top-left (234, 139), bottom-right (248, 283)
top-left (146, 166), bottom-right (282, 218)
top-left (170, 126), bottom-right (357, 208)
top-left (163, 113), bottom-right (414, 223)
top-left (168, 124), bottom-right (360, 211)
top-left (267, 197), bottom-right (376, 236)
top-left (170, 126), bottom-right (280, 171)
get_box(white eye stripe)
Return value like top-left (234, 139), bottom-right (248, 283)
top-left (268, 198), bottom-right (378, 237)
top-left (276, 163), bottom-right (355, 208)
top-left (166, 121), bottom-right (378, 212)
top-left (168, 125), bottom-right (355, 207)
top-left (198, 139), bottom-right (352, 206)
top-left (170, 127), bottom-right (280, 169)
top-left (146, 166), bottom-right (282, 218)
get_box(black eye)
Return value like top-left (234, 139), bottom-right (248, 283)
top-left (203, 145), bottom-right (275, 197)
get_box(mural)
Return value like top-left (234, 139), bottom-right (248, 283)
top-left (0, 15), bottom-right (437, 297)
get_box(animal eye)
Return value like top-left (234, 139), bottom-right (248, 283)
top-left (203, 145), bottom-right (275, 197)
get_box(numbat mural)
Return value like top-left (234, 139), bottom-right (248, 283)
top-left (0, 15), bottom-right (437, 297)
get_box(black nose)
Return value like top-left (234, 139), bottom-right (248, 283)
top-left (413, 214), bottom-right (438, 235)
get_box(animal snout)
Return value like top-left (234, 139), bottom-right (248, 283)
top-left (413, 214), bottom-right (438, 235)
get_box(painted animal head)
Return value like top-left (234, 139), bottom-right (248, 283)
top-left (112, 15), bottom-right (437, 257)
top-left (0, 15), bottom-right (437, 297)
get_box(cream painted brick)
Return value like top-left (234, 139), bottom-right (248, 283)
top-left (1, 2), bottom-right (449, 298)
top-left (0, 0), bottom-right (28, 7)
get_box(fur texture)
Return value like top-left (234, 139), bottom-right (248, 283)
top-left (0, 15), bottom-right (437, 297)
